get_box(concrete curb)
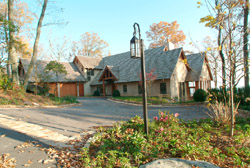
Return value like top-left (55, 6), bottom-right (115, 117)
top-left (108, 98), bottom-right (207, 108)
top-left (0, 113), bottom-right (96, 148)
top-left (0, 102), bottom-right (82, 109)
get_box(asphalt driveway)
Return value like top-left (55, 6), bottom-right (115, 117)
top-left (0, 97), bottom-right (210, 168)
top-left (0, 97), bottom-right (209, 137)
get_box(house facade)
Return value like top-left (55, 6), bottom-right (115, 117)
top-left (19, 59), bottom-right (85, 97)
top-left (19, 46), bottom-right (213, 100)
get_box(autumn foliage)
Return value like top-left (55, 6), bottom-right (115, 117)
top-left (71, 32), bottom-right (109, 58)
top-left (146, 21), bottom-right (186, 48)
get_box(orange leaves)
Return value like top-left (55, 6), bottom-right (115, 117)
top-left (146, 20), bottom-right (186, 48)
top-left (200, 15), bottom-right (218, 28)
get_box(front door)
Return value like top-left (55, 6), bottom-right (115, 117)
top-left (179, 82), bottom-right (186, 101)
top-left (79, 83), bottom-right (84, 96)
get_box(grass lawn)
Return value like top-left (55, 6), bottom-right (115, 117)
top-left (112, 96), bottom-right (196, 105)
top-left (80, 112), bottom-right (250, 168)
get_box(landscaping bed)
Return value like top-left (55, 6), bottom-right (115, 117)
top-left (80, 112), bottom-right (250, 168)
top-left (111, 96), bottom-right (201, 106)
top-left (0, 88), bottom-right (78, 107)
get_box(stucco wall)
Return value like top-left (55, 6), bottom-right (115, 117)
top-left (200, 63), bottom-right (211, 80)
top-left (84, 69), bottom-right (101, 96)
top-left (115, 80), bottom-right (170, 97)
top-left (170, 58), bottom-right (188, 100)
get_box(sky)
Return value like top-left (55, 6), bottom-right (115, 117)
top-left (25, 0), bottom-right (216, 56)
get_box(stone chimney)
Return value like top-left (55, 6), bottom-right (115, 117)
top-left (163, 39), bottom-right (175, 51)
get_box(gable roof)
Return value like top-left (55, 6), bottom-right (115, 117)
top-left (20, 59), bottom-right (86, 83)
top-left (91, 46), bottom-right (184, 85)
top-left (185, 53), bottom-right (213, 81)
top-left (74, 56), bottom-right (102, 69)
top-left (98, 66), bottom-right (119, 82)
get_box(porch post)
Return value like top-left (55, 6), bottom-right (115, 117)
top-left (102, 80), bottom-right (105, 96)
top-left (57, 83), bottom-right (61, 98)
top-left (77, 83), bottom-right (79, 97)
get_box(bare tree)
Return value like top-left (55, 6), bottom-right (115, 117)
top-left (48, 34), bottom-right (72, 61)
top-left (200, 0), bottom-right (246, 136)
top-left (203, 36), bottom-right (220, 88)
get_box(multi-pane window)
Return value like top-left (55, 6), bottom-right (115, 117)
top-left (190, 88), bottom-right (195, 97)
top-left (138, 85), bottom-right (142, 94)
top-left (188, 82), bottom-right (196, 97)
top-left (123, 85), bottom-right (127, 94)
top-left (87, 70), bottom-right (91, 81)
top-left (91, 70), bottom-right (94, 76)
top-left (188, 82), bottom-right (195, 87)
top-left (160, 83), bottom-right (167, 94)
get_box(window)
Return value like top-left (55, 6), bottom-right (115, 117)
top-left (87, 76), bottom-right (91, 81)
top-left (123, 85), bottom-right (127, 94)
top-left (190, 88), bottom-right (195, 97)
top-left (87, 69), bottom-right (92, 81)
top-left (188, 82), bottom-right (196, 97)
top-left (160, 83), bottom-right (167, 94)
top-left (188, 82), bottom-right (195, 87)
top-left (138, 85), bottom-right (142, 94)
top-left (91, 69), bottom-right (94, 76)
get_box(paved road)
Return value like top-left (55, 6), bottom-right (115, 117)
top-left (0, 97), bottom-right (209, 137)
top-left (0, 125), bottom-right (55, 168)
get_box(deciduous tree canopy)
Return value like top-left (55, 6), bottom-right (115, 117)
top-left (146, 21), bottom-right (186, 48)
top-left (71, 32), bottom-right (109, 58)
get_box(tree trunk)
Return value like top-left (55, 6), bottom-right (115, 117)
top-left (218, 26), bottom-right (226, 88)
top-left (228, 5), bottom-right (234, 136)
top-left (244, 0), bottom-right (249, 92)
top-left (215, 0), bottom-right (226, 88)
top-left (23, 0), bottom-right (48, 91)
top-left (214, 61), bottom-right (218, 88)
top-left (8, 0), bottom-right (19, 85)
top-left (3, 8), bottom-right (11, 78)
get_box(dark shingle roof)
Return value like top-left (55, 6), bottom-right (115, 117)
top-left (91, 47), bottom-right (183, 85)
top-left (185, 53), bottom-right (205, 81)
top-left (20, 59), bottom-right (86, 83)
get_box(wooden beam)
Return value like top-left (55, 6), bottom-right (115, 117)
top-left (102, 80), bottom-right (105, 96)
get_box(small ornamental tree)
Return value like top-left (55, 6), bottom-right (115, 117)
top-left (44, 60), bottom-right (67, 97)
top-left (139, 68), bottom-right (157, 98)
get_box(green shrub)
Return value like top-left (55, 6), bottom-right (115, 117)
top-left (93, 90), bottom-right (100, 96)
top-left (0, 75), bottom-right (12, 91)
top-left (49, 95), bottom-right (78, 104)
top-left (80, 113), bottom-right (250, 167)
top-left (62, 96), bottom-right (77, 103)
top-left (112, 89), bottom-right (120, 97)
top-left (193, 89), bottom-right (207, 102)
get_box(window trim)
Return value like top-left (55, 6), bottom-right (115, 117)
top-left (123, 84), bottom-right (127, 94)
top-left (138, 84), bottom-right (142, 94)
top-left (160, 82), bottom-right (167, 94)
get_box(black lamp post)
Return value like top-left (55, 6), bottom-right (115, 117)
top-left (130, 23), bottom-right (148, 135)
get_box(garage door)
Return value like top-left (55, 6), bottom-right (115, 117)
top-left (60, 83), bottom-right (77, 97)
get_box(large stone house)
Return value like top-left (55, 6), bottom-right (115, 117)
top-left (18, 46), bottom-right (213, 100)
